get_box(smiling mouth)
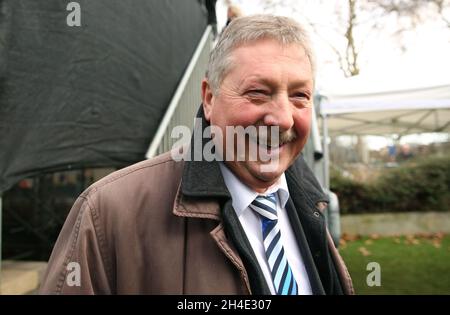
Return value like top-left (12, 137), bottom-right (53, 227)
top-left (249, 137), bottom-right (288, 150)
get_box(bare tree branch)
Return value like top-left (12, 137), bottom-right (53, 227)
top-left (257, 0), bottom-right (449, 76)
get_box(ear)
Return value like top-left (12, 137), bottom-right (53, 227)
top-left (201, 79), bottom-right (214, 122)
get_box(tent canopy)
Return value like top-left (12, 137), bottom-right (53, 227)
top-left (319, 76), bottom-right (450, 136)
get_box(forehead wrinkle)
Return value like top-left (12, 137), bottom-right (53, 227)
top-left (235, 70), bottom-right (312, 94)
top-left (223, 40), bottom-right (313, 91)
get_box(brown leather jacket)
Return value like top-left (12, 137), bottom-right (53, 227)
top-left (39, 151), bottom-right (354, 294)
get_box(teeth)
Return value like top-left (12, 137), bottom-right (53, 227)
top-left (248, 136), bottom-right (286, 148)
top-left (258, 139), bottom-right (283, 148)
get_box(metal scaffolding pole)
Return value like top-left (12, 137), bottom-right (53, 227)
top-left (321, 113), bottom-right (330, 190)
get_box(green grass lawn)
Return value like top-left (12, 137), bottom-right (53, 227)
top-left (339, 234), bottom-right (450, 294)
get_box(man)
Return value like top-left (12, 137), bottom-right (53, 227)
top-left (40, 15), bottom-right (354, 295)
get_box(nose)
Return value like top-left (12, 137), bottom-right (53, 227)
top-left (262, 93), bottom-right (294, 132)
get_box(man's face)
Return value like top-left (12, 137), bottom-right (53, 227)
top-left (202, 38), bottom-right (313, 192)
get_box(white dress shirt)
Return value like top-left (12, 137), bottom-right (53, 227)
top-left (218, 163), bottom-right (312, 295)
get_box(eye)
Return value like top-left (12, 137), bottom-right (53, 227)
top-left (245, 89), bottom-right (271, 103)
top-left (247, 89), bottom-right (269, 97)
top-left (289, 92), bottom-right (312, 109)
top-left (291, 92), bottom-right (310, 100)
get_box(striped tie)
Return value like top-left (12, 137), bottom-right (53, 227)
top-left (249, 193), bottom-right (298, 295)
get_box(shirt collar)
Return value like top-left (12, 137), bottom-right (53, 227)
top-left (218, 162), bottom-right (290, 217)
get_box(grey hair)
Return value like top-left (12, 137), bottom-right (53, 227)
top-left (206, 14), bottom-right (316, 94)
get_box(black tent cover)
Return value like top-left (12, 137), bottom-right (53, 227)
top-left (0, 0), bottom-right (216, 193)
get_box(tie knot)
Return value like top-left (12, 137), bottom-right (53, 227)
top-left (249, 193), bottom-right (278, 221)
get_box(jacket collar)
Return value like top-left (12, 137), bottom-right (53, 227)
top-left (174, 106), bottom-right (328, 219)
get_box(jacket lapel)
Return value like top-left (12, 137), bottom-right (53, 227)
top-left (285, 197), bottom-right (326, 295)
top-left (286, 159), bottom-right (344, 294)
top-left (173, 194), bottom-right (253, 294)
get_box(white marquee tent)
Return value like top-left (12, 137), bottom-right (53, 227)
top-left (318, 80), bottom-right (450, 136)
top-left (314, 75), bottom-right (450, 191)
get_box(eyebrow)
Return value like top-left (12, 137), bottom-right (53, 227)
top-left (243, 76), bottom-right (313, 90)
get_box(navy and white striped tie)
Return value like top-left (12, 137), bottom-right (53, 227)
top-left (249, 193), bottom-right (298, 295)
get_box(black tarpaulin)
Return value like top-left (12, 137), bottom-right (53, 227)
top-left (0, 0), bottom-right (212, 193)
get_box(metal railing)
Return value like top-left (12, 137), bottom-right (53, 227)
top-left (145, 26), bottom-right (213, 158)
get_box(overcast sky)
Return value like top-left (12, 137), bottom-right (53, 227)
top-left (216, 0), bottom-right (450, 90)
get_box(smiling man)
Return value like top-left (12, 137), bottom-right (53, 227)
top-left (40, 15), bottom-right (353, 295)
top-left (202, 37), bottom-right (313, 192)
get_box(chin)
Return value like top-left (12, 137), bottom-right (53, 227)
top-left (247, 160), bottom-right (288, 182)
top-left (254, 170), bottom-right (282, 183)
